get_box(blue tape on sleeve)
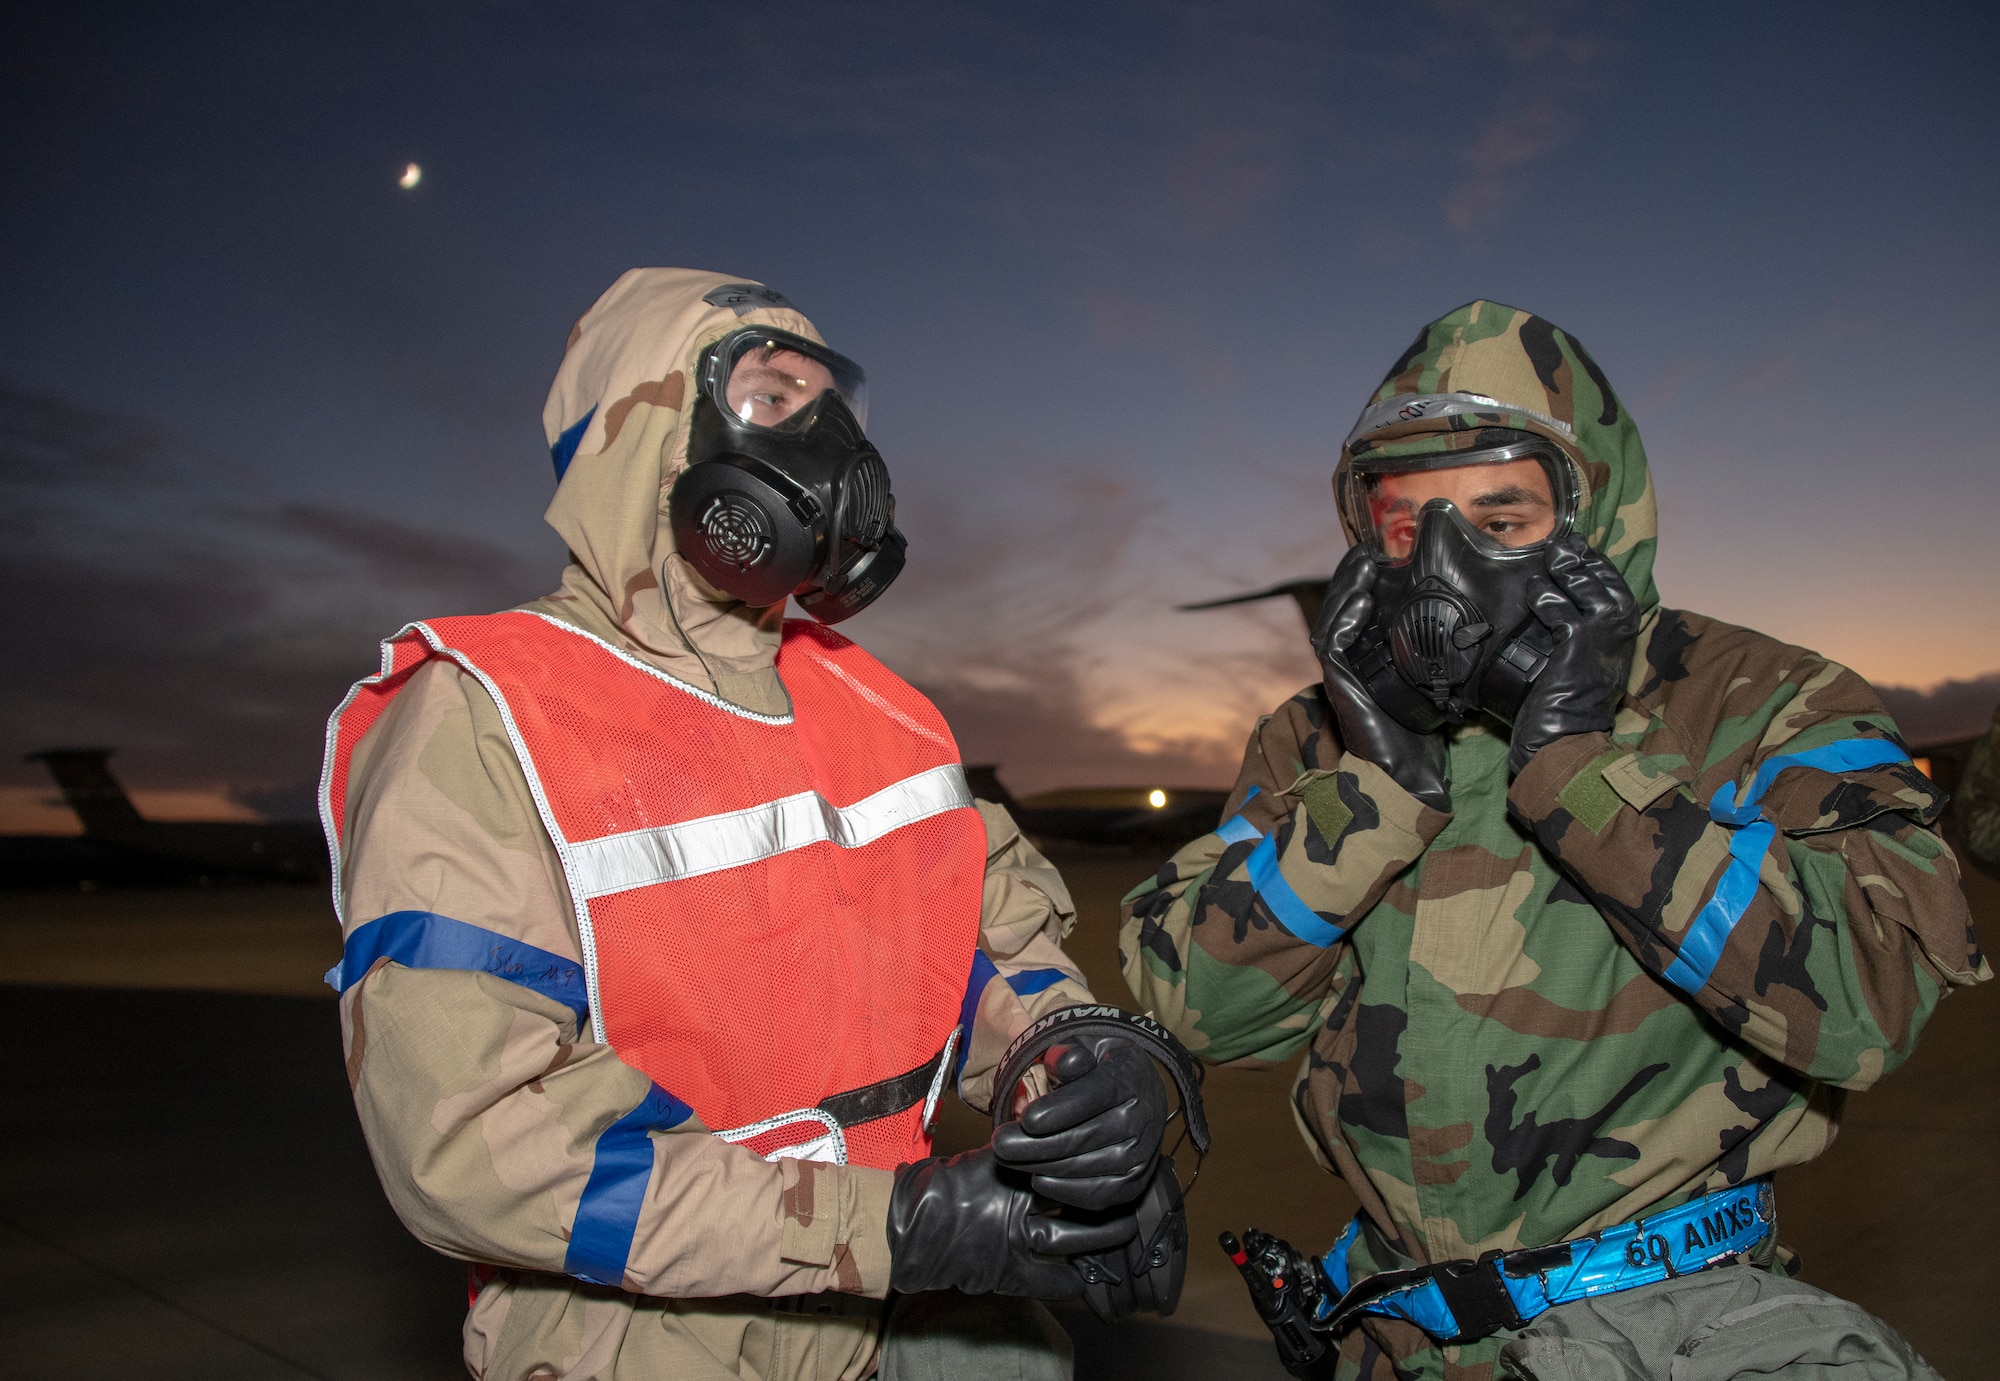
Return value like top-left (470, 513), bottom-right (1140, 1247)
top-left (955, 949), bottom-right (1001, 1080)
top-left (562, 1082), bottom-right (695, 1285)
top-left (331, 910), bottom-right (590, 1025)
top-left (1663, 816), bottom-right (1776, 994)
top-left (1245, 834), bottom-right (1347, 948)
top-left (1216, 813), bottom-right (1263, 845)
top-left (1216, 784), bottom-right (1265, 845)
top-left (1711, 738), bottom-right (1910, 825)
top-left (1662, 738), bottom-right (1906, 995)
top-left (1004, 967), bottom-right (1075, 997)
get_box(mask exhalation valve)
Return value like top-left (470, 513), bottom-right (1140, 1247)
top-left (1387, 580), bottom-right (1489, 716)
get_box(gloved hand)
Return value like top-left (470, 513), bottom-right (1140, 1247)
top-left (1311, 545), bottom-right (1451, 812)
top-left (886, 1145), bottom-right (1139, 1298)
top-left (1503, 535), bottom-right (1639, 775)
top-left (991, 1037), bottom-right (1168, 1209)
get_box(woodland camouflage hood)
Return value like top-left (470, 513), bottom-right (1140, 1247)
top-left (532, 269), bottom-right (834, 711)
top-left (1335, 299), bottom-right (1660, 613)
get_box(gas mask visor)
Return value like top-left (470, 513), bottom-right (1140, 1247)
top-left (1336, 434), bottom-right (1582, 564)
top-left (672, 327), bottom-right (905, 624)
top-left (700, 325), bottom-right (869, 433)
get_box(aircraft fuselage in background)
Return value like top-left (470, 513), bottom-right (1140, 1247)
top-left (1, 749), bottom-right (327, 887)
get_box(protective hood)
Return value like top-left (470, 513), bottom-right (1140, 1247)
top-left (530, 269), bottom-right (832, 711)
top-left (1334, 300), bottom-right (1659, 612)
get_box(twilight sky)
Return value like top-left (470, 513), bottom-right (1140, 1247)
top-left (4, 0), bottom-right (1998, 827)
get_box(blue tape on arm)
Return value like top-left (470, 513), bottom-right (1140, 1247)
top-left (331, 910), bottom-right (590, 1025)
top-left (1663, 738), bottom-right (1907, 995)
top-left (1662, 815), bottom-right (1776, 994)
top-left (955, 949), bottom-right (1001, 1080)
top-left (1216, 785), bottom-right (1266, 845)
top-left (1245, 834), bottom-right (1347, 948)
top-left (563, 1083), bottom-right (695, 1285)
top-left (1004, 967), bottom-right (1074, 997)
top-left (1712, 738), bottom-right (1910, 825)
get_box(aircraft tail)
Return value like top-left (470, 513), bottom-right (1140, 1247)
top-left (25, 748), bottom-right (145, 835)
top-left (963, 765), bottom-right (1023, 815)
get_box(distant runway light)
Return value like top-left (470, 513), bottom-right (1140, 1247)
top-left (399, 162), bottom-right (422, 189)
top-left (1148, 789), bottom-right (1167, 809)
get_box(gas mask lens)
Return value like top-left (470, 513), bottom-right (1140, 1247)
top-left (673, 326), bottom-right (904, 624)
top-left (1339, 440), bottom-right (1579, 563)
top-left (706, 328), bottom-right (868, 432)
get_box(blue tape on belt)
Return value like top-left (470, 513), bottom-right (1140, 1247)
top-left (1322, 1180), bottom-right (1774, 1341)
top-left (327, 910), bottom-right (590, 1026)
top-left (1320, 1214), bottom-right (1361, 1297)
top-left (563, 1082), bottom-right (696, 1285)
top-left (1662, 738), bottom-right (1908, 994)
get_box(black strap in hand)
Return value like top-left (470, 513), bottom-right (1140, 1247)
top-left (990, 1004), bottom-right (1210, 1154)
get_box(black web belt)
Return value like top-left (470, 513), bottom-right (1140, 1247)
top-left (816, 1043), bottom-right (952, 1129)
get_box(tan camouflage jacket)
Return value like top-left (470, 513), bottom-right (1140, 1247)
top-left (331, 270), bottom-right (1097, 1378)
top-left (1120, 301), bottom-right (1988, 1380)
top-left (337, 639), bottom-right (1089, 1296)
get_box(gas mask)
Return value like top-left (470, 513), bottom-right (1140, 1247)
top-left (1334, 431), bottom-right (1584, 733)
top-left (669, 326), bottom-right (906, 624)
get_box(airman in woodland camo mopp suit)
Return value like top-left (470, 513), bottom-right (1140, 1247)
top-left (1123, 302), bottom-right (1987, 1381)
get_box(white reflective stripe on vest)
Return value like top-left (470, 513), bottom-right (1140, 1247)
top-left (566, 762), bottom-right (974, 900)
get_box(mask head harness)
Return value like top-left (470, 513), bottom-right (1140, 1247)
top-left (670, 326), bottom-right (906, 624)
top-left (1334, 396), bottom-right (1587, 731)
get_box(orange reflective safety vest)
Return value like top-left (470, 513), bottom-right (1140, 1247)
top-left (323, 611), bottom-right (987, 1172)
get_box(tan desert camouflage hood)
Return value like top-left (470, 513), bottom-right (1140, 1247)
top-left (1335, 299), bottom-right (1659, 612)
top-left (533, 268), bottom-right (832, 711)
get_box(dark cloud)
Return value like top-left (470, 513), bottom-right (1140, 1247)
top-left (0, 378), bottom-right (179, 488)
top-left (265, 501), bottom-right (538, 593)
top-left (0, 384), bottom-right (549, 812)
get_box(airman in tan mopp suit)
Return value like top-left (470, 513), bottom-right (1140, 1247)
top-left (323, 270), bottom-right (1170, 1380)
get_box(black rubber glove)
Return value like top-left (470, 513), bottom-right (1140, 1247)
top-left (1310, 545), bottom-right (1451, 812)
top-left (1503, 534), bottom-right (1640, 776)
top-left (990, 1037), bottom-right (1168, 1209)
top-left (886, 1145), bottom-right (1139, 1298)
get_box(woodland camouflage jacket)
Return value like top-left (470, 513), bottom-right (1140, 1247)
top-left (1120, 302), bottom-right (1989, 1381)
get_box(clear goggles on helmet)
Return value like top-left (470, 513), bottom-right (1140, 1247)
top-left (1336, 437), bottom-right (1582, 564)
top-left (697, 326), bottom-right (869, 434)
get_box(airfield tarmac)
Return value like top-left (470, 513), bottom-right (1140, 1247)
top-left (0, 850), bottom-right (1993, 1380)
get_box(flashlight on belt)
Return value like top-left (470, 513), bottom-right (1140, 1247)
top-left (1221, 1229), bottom-right (1340, 1381)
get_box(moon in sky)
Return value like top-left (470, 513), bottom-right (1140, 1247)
top-left (398, 163), bottom-right (422, 189)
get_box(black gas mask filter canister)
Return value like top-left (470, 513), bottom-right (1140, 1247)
top-left (669, 327), bottom-right (907, 624)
